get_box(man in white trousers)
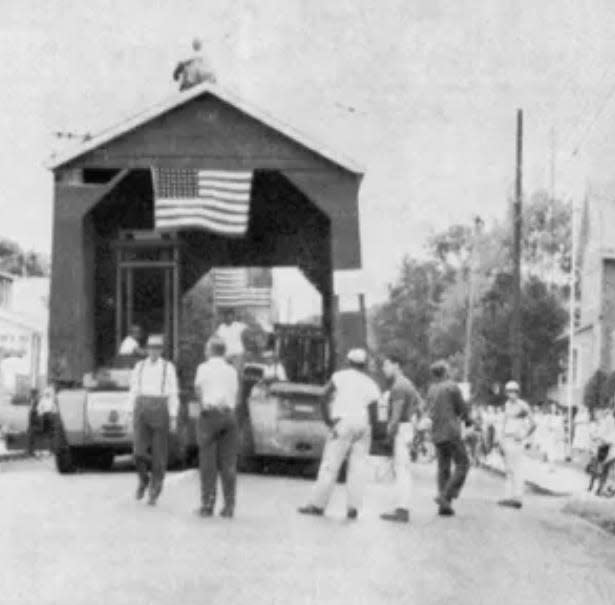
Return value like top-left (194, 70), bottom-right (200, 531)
top-left (298, 349), bottom-right (380, 520)
top-left (497, 380), bottom-right (536, 509)
top-left (379, 352), bottom-right (423, 523)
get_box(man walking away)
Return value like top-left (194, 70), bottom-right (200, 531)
top-left (194, 337), bottom-right (239, 518)
top-left (427, 360), bottom-right (471, 516)
top-left (497, 381), bottom-right (535, 509)
top-left (380, 352), bottom-right (423, 524)
top-left (298, 349), bottom-right (380, 520)
top-left (130, 335), bottom-right (179, 506)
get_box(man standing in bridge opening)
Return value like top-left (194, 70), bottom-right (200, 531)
top-left (129, 335), bottom-right (179, 506)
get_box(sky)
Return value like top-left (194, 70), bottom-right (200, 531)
top-left (3, 0), bottom-right (615, 309)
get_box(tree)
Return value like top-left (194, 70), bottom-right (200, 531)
top-left (370, 257), bottom-right (446, 390)
top-left (371, 192), bottom-right (570, 402)
top-left (0, 237), bottom-right (50, 277)
top-left (584, 370), bottom-right (608, 418)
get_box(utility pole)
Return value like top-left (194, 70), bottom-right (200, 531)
top-left (463, 216), bottom-right (483, 383)
top-left (512, 109), bottom-right (523, 383)
top-left (549, 126), bottom-right (557, 289)
top-left (566, 198), bottom-right (577, 458)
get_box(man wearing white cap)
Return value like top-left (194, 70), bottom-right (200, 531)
top-left (129, 334), bottom-right (179, 506)
top-left (497, 380), bottom-right (535, 509)
top-left (298, 348), bottom-right (380, 520)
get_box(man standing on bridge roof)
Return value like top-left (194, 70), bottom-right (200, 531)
top-left (298, 348), bottom-right (380, 520)
top-left (173, 37), bottom-right (217, 91)
top-left (379, 351), bottom-right (424, 524)
top-left (426, 360), bottom-right (472, 517)
top-left (129, 334), bottom-right (179, 506)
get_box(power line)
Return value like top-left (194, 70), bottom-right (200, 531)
top-left (569, 76), bottom-right (615, 157)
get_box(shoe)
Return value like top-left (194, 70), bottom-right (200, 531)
top-left (298, 505), bottom-right (324, 516)
top-left (435, 495), bottom-right (454, 516)
top-left (147, 485), bottom-right (161, 507)
top-left (220, 508), bottom-right (234, 519)
top-left (438, 505), bottom-right (455, 516)
top-left (380, 508), bottom-right (410, 523)
top-left (347, 508), bottom-right (358, 520)
top-left (497, 499), bottom-right (522, 509)
top-left (135, 477), bottom-right (150, 501)
top-left (196, 507), bottom-right (213, 518)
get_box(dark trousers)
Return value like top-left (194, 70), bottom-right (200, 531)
top-left (436, 438), bottom-right (470, 501)
top-left (133, 396), bottom-right (169, 497)
top-left (198, 408), bottom-right (239, 512)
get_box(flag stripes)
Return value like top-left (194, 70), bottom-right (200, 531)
top-left (213, 268), bottom-right (271, 309)
top-left (152, 168), bottom-right (252, 236)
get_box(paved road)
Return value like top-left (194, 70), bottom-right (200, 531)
top-left (1, 457), bottom-right (614, 605)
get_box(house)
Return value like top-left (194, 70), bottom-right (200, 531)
top-left (549, 186), bottom-right (615, 406)
top-left (0, 276), bottom-right (49, 394)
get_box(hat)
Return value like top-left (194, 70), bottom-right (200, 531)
top-left (505, 380), bottom-right (520, 392)
top-left (347, 348), bottom-right (367, 365)
top-left (146, 334), bottom-right (164, 348)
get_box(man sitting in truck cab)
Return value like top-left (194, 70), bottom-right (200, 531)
top-left (261, 335), bottom-right (287, 383)
top-left (119, 325), bottom-right (146, 358)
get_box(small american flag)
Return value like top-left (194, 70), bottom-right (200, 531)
top-left (151, 168), bottom-right (253, 236)
top-left (213, 268), bottom-right (272, 309)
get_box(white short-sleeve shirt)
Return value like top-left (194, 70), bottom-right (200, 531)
top-left (194, 357), bottom-right (239, 409)
top-left (329, 368), bottom-right (380, 425)
top-left (215, 322), bottom-right (246, 357)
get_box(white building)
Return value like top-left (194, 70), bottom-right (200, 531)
top-left (0, 274), bottom-right (49, 395)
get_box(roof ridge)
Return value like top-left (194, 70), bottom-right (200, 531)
top-left (47, 81), bottom-right (365, 174)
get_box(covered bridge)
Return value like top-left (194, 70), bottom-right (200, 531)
top-left (47, 82), bottom-right (365, 384)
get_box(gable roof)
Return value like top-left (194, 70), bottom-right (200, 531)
top-left (47, 81), bottom-right (365, 175)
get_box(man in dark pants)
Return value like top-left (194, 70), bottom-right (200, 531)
top-left (194, 337), bottom-right (239, 518)
top-left (426, 360), bottom-right (471, 516)
top-left (129, 335), bottom-right (179, 506)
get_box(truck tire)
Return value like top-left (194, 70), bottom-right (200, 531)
top-left (52, 416), bottom-right (75, 475)
top-left (92, 450), bottom-right (114, 471)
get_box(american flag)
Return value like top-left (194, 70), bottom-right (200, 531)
top-left (213, 268), bottom-right (272, 308)
top-left (151, 168), bottom-right (253, 236)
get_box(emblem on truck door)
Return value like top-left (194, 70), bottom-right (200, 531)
top-left (108, 410), bottom-right (119, 423)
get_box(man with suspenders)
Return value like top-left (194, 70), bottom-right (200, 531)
top-left (129, 334), bottom-right (180, 506)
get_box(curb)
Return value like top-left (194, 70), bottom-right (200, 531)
top-left (0, 451), bottom-right (30, 463)
top-left (478, 461), bottom-right (569, 497)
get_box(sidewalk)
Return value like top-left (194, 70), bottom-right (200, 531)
top-left (0, 438), bottom-right (29, 462)
top-left (480, 449), bottom-right (588, 496)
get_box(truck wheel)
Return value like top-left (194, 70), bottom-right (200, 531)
top-left (52, 417), bottom-right (75, 475)
top-left (93, 450), bottom-right (114, 471)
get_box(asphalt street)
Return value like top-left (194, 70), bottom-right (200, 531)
top-left (1, 457), bottom-right (614, 605)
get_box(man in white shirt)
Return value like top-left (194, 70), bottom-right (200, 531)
top-left (119, 324), bottom-right (145, 357)
top-left (497, 380), bottom-right (536, 509)
top-left (194, 336), bottom-right (239, 518)
top-left (129, 334), bottom-right (179, 506)
top-left (298, 348), bottom-right (380, 520)
top-left (215, 308), bottom-right (246, 371)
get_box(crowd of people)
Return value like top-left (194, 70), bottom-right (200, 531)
top-left (118, 306), bottom-right (615, 518)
